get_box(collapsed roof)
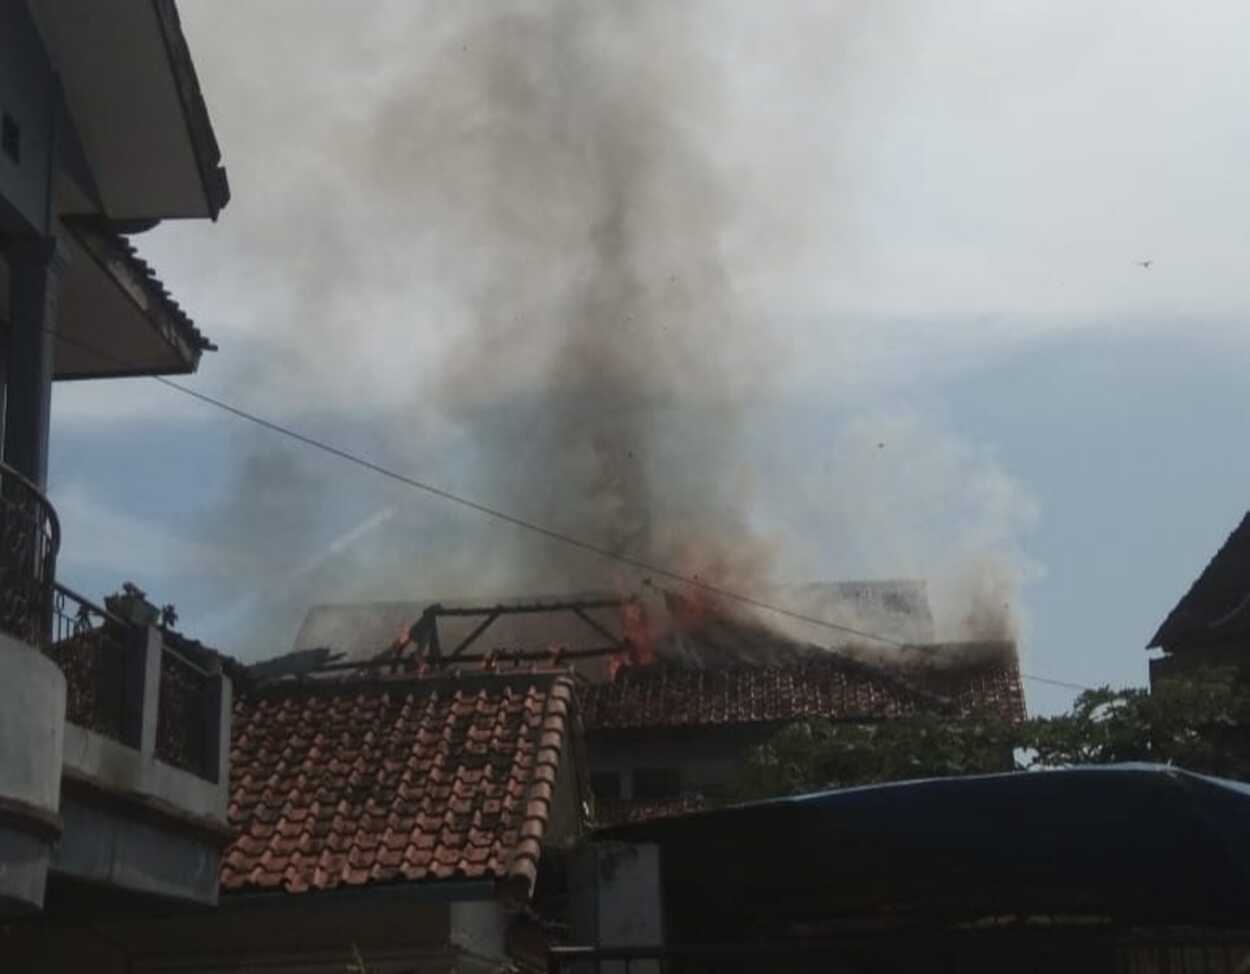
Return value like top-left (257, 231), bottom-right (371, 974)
top-left (291, 580), bottom-right (935, 668)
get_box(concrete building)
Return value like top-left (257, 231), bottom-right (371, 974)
top-left (0, 0), bottom-right (232, 917)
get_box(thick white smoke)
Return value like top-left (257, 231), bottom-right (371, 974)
top-left (134, 2), bottom-right (1038, 656)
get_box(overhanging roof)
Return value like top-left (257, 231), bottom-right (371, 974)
top-left (601, 765), bottom-right (1250, 928)
top-left (1149, 511), bottom-right (1250, 652)
top-left (26, 0), bottom-right (229, 221)
top-left (54, 218), bottom-right (215, 379)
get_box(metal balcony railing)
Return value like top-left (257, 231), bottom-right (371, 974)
top-left (0, 461), bottom-right (59, 647)
top-left (47, 583), bottom-right (220, 779)
top-left (155, 642), bottom-right (215, 777)
top-left (48, 583), bottom-right (136, 745)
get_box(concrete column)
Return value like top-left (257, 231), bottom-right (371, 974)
top-left (204, 670), bottom-right (232, 788)
top-left (132, 625), bottom-right (162, 757)
top-left (3, 237), bottom-right (68, 490)
top-left (212, 675), bottom-right (232, 795)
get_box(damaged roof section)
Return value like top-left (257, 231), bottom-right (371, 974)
top-left (581, 644), bottom-right (1026, 731)
top-left (223, 672), bottom-right (580, 901)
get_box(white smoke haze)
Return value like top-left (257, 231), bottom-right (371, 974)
top-left (118, 1), bottom-right (1049, 656)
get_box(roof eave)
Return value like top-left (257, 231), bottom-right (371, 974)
top-left (61, 215), bottom-right (217, 377)
top-left (151, 0), bottom-right (231, 219)
top-left (220, 878), bottom-right (499, 908)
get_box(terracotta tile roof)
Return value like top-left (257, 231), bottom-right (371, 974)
top-left (222, 672), bottom-right (577, 898)
top-left (580, 652), bottom-right (1025, 731)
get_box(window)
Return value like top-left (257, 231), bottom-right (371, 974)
top-left (590, 771), bottom-right (621, 802)
top-left (632, 767), bottom-right (682, 801)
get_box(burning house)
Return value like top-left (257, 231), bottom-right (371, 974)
top-left (282, 579), bottom-right (1025, 825)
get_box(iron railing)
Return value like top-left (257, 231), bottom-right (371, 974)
top-left (48, 583), bottom-right (137, 745)
top-left (0, 461), bottom-right (59, 647)
top-left (48, 583), bottom-right (218, 777)
top-left (156, 644), bottom-right (215, 777)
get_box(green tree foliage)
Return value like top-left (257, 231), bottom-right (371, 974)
top-left (1027, 667), bottom-right (1250, 778)
top-left (732, 667), bottom-right (1250, 802)
top-left (731, 714), bottom-right (1018, 802)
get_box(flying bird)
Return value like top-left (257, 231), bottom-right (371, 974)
top-left (1136, 259), bottom-right (1153, 269)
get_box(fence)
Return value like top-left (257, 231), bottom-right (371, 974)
top-left (0, 462), bottom-right (59, 647)
top-left (48, 583), bottom-right (136, 745)
top-left (47, 583), bottom-right (220, 779)
top-left (156, 643), bottom-right (216, 777)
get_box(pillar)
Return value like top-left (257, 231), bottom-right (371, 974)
top-left (3, 237), bottom-right (68, 490)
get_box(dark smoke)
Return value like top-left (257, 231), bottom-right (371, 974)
top-left (156, 2), bottom-right (1037, 657)
top-left (360, 1), bottom-right (781, 590)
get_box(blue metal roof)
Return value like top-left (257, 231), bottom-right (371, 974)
top-left (600, 765), bottom-right (1250, 928)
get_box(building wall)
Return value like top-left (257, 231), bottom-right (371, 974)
top-left (0, 0), bottom-right (55, 235)
top-left (0, 630), bottom-right (64, 913)
top-left (6, 887), bottom-right (516, 973)
top-left (1150, 643), bottom-right (1250, 687)
top-left (587, 725), bottom-right (775, 803)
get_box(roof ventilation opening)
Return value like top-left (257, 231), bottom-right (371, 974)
top-left (1, 113), bottom-right (19, 165)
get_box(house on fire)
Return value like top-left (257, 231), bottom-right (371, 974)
top-left (286, 583), bottom-right (1025, 824)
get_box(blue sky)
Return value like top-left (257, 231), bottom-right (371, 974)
top-left (45, 1), bottom-right (1250, 714)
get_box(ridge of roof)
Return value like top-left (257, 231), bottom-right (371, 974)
top-left (238, 666), bottom-right (576, 700)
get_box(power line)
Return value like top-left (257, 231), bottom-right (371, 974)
top-left (1017, 673), bottom-right (1095, 693)
top-left (45, 324), bottom-right (1095, 692)
top-left (50, 325), bottom-right (904, 645)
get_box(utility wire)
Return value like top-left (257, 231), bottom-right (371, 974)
top-left (44, 324), bottom-right (1095, 692)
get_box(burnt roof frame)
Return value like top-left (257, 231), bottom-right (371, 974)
top-left (407, 597), bottom-right (635, 665)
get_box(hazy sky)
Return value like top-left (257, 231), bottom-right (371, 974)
top-left (48, 1), bottom-right (1250, 714)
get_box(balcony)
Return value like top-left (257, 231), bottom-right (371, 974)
top-left (0, 463), bottom-right (63, 914)
top-left (49, 584), bottom-right (227, 779)
top-left (0, 465), bottom-right (232, 914)
top-left (0, 462), bottom-right (58, 648)
top-left (45, 584), bottom-right (232, 908)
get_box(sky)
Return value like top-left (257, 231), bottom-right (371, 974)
top-left (47, 0), bottom-right (1250, 715)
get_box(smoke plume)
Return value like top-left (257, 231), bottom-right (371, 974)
top-left (150, 1), bottom-right (1037, 656)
